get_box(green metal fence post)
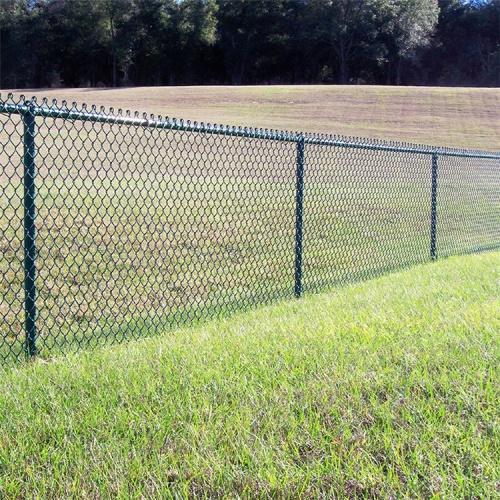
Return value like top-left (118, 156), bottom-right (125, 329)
top-left (430, 152), bottom-right (438, 261)
top-left (23, 104), bottom-right (37, 357)
top-left (294, 135), bottom-right (305, 298)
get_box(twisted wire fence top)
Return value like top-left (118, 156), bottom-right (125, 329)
top-left (1, 93), bottom-right (499, 363)
top-left (2, 93), bottom-right (499, 157)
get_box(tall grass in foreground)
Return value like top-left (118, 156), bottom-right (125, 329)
top-left (1, 252), bottom-right (499, 499)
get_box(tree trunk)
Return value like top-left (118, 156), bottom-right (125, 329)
top-left (396, 57), bottom-right (403, 86)
top-left (339, 51), bottom-right (348, 84)
top-left (336, 35), bottom-right (353, 85)
top-left (112, 50), bottom-right (117, 87)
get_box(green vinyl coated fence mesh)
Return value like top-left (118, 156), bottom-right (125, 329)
top-left (1, 95), bottom-right (499, 363)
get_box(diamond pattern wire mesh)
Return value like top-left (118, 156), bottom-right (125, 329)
top-left (1, 95), bottom-right (499, 363)
top-left (436, 155), bottom-right (499, 258)
top-left (303, 144), bottom-right (435, 292)
top-left (0, 104), bottom-right (25, 361)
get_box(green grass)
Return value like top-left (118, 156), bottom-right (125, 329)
top-left (1, 251), bottom-right (499, 498)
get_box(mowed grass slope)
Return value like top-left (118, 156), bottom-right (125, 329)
top-left (5, 85), bottom-right (500, 150)
top-left (1, 252), bottom-right (499, 498)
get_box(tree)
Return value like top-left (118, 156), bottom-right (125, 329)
top-left (32, 0), bottom-right (109, 87)
top-left (215, 0), bottom-right (291, 84)
top-left (176, 0), bottom-right (218, 83)
top-left (1, 0), bottom-right (497, 88)
top-left (0, 0), bottom-right (34, 87)
top-left (98, 0), bottom-right (135, 87)
top-left (304, 0), bottom-right (384, 84)
top-left (423, 0), bottom-right (499, 86)
top-left (127, 0), bottom-right (177, 85)
top-left (384, 0), bottom-right (439, 84)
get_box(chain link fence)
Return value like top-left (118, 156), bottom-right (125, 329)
top-left (1, 95), bottom-right (499, 363)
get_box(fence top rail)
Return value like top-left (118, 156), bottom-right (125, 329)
top-left (1, 94), bottom-right (499, 160)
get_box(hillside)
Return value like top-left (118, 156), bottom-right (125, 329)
top-left (4, 85), bottom-right (499, 150)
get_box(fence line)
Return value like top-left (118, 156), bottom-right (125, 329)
top-left (2, 98), bottom-right (500, 158)
top-left (1, 94), bottom-right (499, 363)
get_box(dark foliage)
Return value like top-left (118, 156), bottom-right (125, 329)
top-left (0, 0), bottom-right (498, 88)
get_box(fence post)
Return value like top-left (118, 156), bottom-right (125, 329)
top-left (294, 135), bottom-right (305, 298)
top-left (430, 152), bottom-right (438, 261)
top-left (23, 104), bottom-right (37, 357)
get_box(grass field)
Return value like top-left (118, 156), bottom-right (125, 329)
top-left (1, 93), bottom-right (498, 362)
top-left (0, 86), bottom-right (499, 496)
top-left (3, 85), bottom-right (500, 150)
top-left (0, 252), bottom-right (499, 498)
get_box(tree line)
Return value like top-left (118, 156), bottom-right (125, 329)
top-left (1, 0), bottom-right (498, 89)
